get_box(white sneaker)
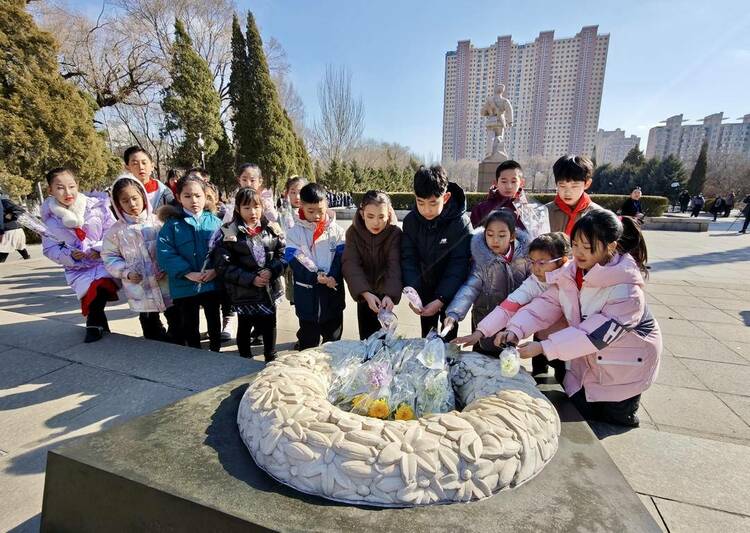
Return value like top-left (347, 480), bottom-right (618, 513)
top-left (221, 313), bottom-right (236, 341)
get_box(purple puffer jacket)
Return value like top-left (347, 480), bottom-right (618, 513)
top-left (42, 194), bottom-right (118, 300)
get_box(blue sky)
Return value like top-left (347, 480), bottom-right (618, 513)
top-left (69, 0), bottom-right (750, 160)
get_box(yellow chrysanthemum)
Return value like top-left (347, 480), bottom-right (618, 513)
top-left (394, 404), bottom-right (415, 421)
top-left (367, 398), bottom-right (390, 419)
top-left (351, 394), bottom-right (369, 411)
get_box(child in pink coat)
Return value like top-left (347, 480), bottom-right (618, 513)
top-left (499, 210), bottom-right (661, 427)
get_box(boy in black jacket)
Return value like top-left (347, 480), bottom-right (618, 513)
top-left (401, 166), bottom-right (472, 341)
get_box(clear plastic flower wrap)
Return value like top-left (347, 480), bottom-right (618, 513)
top-left (377, 308), bottom-right (398, 334)
top-left (499, 344), bottom-right (521, 378)
top-left (514, 190), bottom-right (550, 239)
top-left (402, 286), bottom-right (423, 312)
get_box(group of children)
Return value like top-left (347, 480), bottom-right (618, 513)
top-left (41, 149), bottom-right (661, 427)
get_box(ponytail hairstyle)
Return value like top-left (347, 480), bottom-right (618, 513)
top-left (482, 209), bottom-right (517, 238)
top-left (571, 210), bottom-right (649, 275)
top-left (233, 186), bottom-right (263, 224)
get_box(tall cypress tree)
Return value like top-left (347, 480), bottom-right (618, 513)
top-left (162, 19), bottom-right (223, 168)
top-left (687, 141), bottom-right (708, 196)
top-left (230, 12), bottom-right (311, 186)
top-left (0, 0), bottom-right (118, 193)
top-left (207, 125), bottom-right (235, 195)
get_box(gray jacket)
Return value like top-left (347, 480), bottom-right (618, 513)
top-left (446, 230), bottom-right (530, 328)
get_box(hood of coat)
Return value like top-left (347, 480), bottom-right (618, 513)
top-left (352, 207), bottom-right (398, 244)
top-left (109, 174), bottom-right (152, 223)
top-left (156, 204), bottom-right (185, 223)
top-left (470, 227), bottom-right (530, 267)
top-left (414, 181), bottom-right (467, 227)
top-left (546, 253), bottom-right (645, 289)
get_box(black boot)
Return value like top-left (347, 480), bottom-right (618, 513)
top-left (84, 326), bottom-right (104, 343)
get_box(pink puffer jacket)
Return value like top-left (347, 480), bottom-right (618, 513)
top-left (506, 253), bottom-right (662, 402)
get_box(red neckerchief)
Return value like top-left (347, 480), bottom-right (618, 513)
top-left (502, 242), bottom-right (514, 262)
top-left (240, 223), bottom-right (262, 236)
top-left (74, 228), bottom-right (87, 241)
top-left (298, 208), bottom-right (327, 244)
top-left (554, 192), bottom-right (592, 236)
top-left (575, 267), bottom-right (584, 290)
top-left (143, 179), bottom-right (159, 194)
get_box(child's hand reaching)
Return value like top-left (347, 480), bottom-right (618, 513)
top-left (362, 292), bottom-right (381, 314)
top-left (323, 276), bottom-right (338, 290)
top-left (258, 269), bottom-right (272, 281)
top-left (380, 295), bottom-right (394, 311)
top-left (518, 341), bottom-right (543, 358)
top-left (253, 275), bottom-right (269, 288)
top-left (201, 269), bottom-right (217, 282)
top-left (452, 329), bottom-right (482, 348)
top-left (494, 330), bottom-right (519, 347)
top-left (185, 272), bottom-right (204, 283)
top-left (127, 271), bottom-right (143, 283)
top-left (420, 299), bottom-right (443, 317)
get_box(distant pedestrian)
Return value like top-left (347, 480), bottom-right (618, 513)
top-left (711, 196), bottom-right (725, 222)
top-left (620, 187), bottom-right (644, 222)
top-left (725, 192), bottom-right (735, 218)
top-left (679, 190), bottom-right (691, 213)
top-left (690, 193), bottom-right (705, 217)
top-left (739, 195), bottom-right (750, 234)
top-left (0, 197), bottom-right (31, 262)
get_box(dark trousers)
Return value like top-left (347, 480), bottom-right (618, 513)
top-left (741, 211), bottom-right (750, 232)
top-left (174, 292), bottom-right (222, 351)
top-left (86, 288), bottom-right (110, 331)
top-left (139, 312), bottom-right (168, 340)
top-left (690, 206), bottom-right (701, 217)
top-left (297, 314), bottom-right (343, 350)
top-left (357, 302), bottom-right (382, 340)
top-left (237, 313), bottom-right (277, 360)
top-left (164, 305), bottom-right (181, 342)
top-left (0, 249), bottom-right (28, 262)
top-left (420, 310), bottom-right (457, 342)
top-left (556, 364), bottom-right (641, 426)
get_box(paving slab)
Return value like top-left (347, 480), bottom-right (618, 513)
top-left (640, 384), bottom-right (750, 440)
top-left (668, 305), bottom-right (743, 324)
top-left (638, 494), bottom-right (667, 532)
top-left (680, 360), bottom-right (750, 397)
top-left (694, 322), bottom-right (750, 343)
top-left (702, 298), bottom-right (750, 312)
top-left (663, 337), bottom-right (748, 364)
top-left (647, 293), bottom-right (716, 309)
top-left (657, 318), bottom-right (713, 339)
top-left (0, 349), bottom-right (72, 389)
top-left (717, 393), bottom-right (750, 427)
top-left (0, 310), bottom-right (87, 354)
top-left (654, 355), bottom-right (706, 389)
top-left (601, 428), bottom-right (750, 517)
top-left (56, 334), bottom-right (262, 392)
top-left (653, 497), bottom-right (750, 533)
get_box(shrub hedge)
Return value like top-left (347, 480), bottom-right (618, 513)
top-left (352, 192), bottom-right (669, 217)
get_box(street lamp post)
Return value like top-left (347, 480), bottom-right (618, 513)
top-left (197, 132), bottom-right (206, 168)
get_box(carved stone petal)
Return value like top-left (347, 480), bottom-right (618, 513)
top-left (376, 475), bottom-right (404, 493)
top-left (439, 414), bottom-right (474, 431)
top-left (378, 442), bottom-right (402, 465)
top-left (400, 453), bottom-right (417, 484)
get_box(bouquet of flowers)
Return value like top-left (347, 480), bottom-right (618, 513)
top-left (514, 190), bottom-right (550, 239)
top-left (17, 212), bottom-right (69, 249)
top-left (329, 328), bottom-right (456, 420)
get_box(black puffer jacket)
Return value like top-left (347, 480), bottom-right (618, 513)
top-left (400, 182), bottom-right (472, 304)
top-left (213, 219), bottom-right (286, 306)
top-left (1, 198), bottom-right (24, 233)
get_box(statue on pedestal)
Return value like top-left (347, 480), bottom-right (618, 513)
top-left (481, 84), bottom-right (513, 161)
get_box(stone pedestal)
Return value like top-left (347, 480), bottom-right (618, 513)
top-left (40, 375), bottom-right (661, 532)
top-left (477, 154), bottom-right (508, 193)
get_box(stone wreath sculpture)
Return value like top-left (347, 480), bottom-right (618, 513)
top-left (237, 341), bottom-right (561, 506)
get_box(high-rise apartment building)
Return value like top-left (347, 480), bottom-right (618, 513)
top-left (645, 113), bottom-right (750, 164)
top-left (442, 26), bottom-right (609, 163)
top-left (595, 129), bottom-right (641, 166)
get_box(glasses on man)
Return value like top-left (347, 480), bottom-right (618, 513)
top-left (526, 257), bottom-right (563, 267)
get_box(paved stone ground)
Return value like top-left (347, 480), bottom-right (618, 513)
top-left (1, 217), bottom-right (749, 532)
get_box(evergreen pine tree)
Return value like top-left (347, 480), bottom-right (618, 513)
top-left (207, 125), bottom-right (235, 195)
top-left (0, 0), bottom-right (118, 193)
top-left (622, 146), bottom-right (646, 167)
top-left (230, 12), bottom-right (312, 188)
top-left (162, 19), bottom-right (223, 168)
top-left (687, 141), bottom-right (708, 196)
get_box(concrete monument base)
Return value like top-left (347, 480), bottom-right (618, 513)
top-left (40, 375), bottom-right (661, 532)
top-left (477, 156), bottom-right (507, 193)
